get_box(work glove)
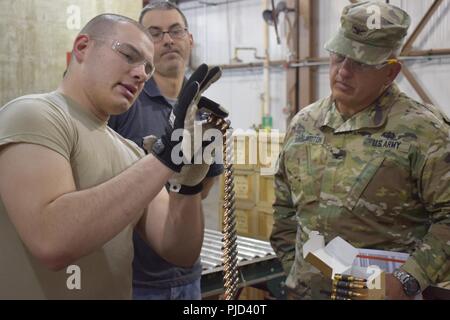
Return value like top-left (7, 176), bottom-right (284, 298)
top-left (145, 96), bottom-right (228, 195)
top-left (167, 96), bottom-right (228, 194)
top-left (151, 64), bottom-right (222, 173)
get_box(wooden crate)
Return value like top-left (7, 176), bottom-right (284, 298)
top-left (231, 131), bottom-right (258, 170)
top-left (219, 169), bottom-right (257, 203)
top-left (238, 287), bottom-right (267, 300)
top-left (256, 173), bottom-right (275, 207)
top-left (218, 203), bottom-right (275, 241)
top-left (224, 131), bottom-right (286, 172)
top-left (257, 132), bottom-right (285, 175)
top-left (256, 205), bottom-right (274, 241)
top-left (218, 200), bottom-right (258, 238)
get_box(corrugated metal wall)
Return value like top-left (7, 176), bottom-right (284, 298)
top-left (392, 0), bottom-right (450, 111)
top-left (181, 0), bottom-right (290, 131)
top-left (1, 0), bottom-right (449, 124)
top-left (316, 0), bottom-right (450, 112)
top-left (182, 0), bottom-right (450, 131)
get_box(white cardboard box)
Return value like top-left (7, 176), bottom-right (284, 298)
top-left (303, 231), bottom-right (385, 299)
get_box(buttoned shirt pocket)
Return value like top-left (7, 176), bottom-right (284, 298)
top-left (284, 142), bottom-right (328, 206)
top-left (344, 155), bottom-right (386, 211)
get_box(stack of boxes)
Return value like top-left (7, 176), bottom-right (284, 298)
top-left (218, 131), bottom-right (285, 242)
top-left (218, 130), bottom-right (285, 300)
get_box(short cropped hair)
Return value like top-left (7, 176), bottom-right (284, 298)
top-left (139, 1), bottom-right (188, 28)
top-left (79, 13), bottom-right (151, 39)
top-left (65, 14), bottom-right (151, 72)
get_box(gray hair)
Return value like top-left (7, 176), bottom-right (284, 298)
top-left (139, 1), bottom-right (188, 28)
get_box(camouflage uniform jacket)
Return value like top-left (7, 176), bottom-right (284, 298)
top-left (270, 84), bottom-right (450, 298)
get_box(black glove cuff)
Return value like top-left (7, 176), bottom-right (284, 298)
top-left (166, 182), bottom-right (203, 195)
top-left (151, 136), bottom-right (183, 172)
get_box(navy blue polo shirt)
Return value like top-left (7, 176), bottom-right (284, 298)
top-left (108, 78), bottom-right (223, 288)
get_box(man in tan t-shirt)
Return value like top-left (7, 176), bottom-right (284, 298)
top-left (0, 14), bottom-right (225, 299)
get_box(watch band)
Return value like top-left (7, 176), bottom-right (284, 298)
top-left (166, 182), bottom-right (203, 195)
top-left (393, 269), bottom-right (420, 297)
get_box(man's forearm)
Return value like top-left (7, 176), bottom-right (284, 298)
top-left (42, 154), bottom-right (173, 269)
top-left (143, 191), bottom-right (204, 267)
top-left (401, 222), bottom-right (450, 291)
top-left (270, 219), bottom-right (297, 275)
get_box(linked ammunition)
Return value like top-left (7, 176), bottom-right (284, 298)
top-left (332, 288), bottom-right (366, 298)
top-left (333, 279), bottom-right (367, 289)
top-left (334, 274), bottom-right (367, 283)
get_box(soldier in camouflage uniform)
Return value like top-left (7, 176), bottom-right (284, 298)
top-left (270, 1), bottom-right (450, 299)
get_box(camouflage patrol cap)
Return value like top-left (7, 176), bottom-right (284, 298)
top-left (324, 1), bottom-right (411, 65)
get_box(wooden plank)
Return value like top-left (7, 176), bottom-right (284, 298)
top-left (397, 0), bottom-right (443, 108)
top-left (401, 65), bottom-right (434, 105)
top-left (298, 0), bottom-right (314, 109)
top-left (285, 0), bottom-right (299, 121)
top-left (402, 0), bottom-right (444, 53)
top-left (402, 49), bottom-right (450, 57)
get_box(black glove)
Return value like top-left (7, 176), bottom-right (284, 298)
top-left (167, 96), bottom-right (229, 194)
top-left (151, 64), bottom-right (222, 172)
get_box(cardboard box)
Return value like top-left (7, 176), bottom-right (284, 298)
top-left (256, 205), bottom-right (273, 241)
top-left (218, 202), bottom-right (275, 241)
top-left (218, 200), bottom-right (257, 238)
top-left (256, 173), bottom-right (275, 207)
top-left (303, 231), bottom-right (385, 300)
top-left (238, 287), bottom-right (267, 300)
top-left (232, 131), bottom-right (258, 170)
top-left (220, 169), bottom-right (257, 203)
top-left (257, 132), bottom-right (285, 175)
top-left (229, 131), bottom-right (285, 173)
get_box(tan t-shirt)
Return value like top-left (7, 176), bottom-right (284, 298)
top-left (0, 92), bottom-right (145, 299)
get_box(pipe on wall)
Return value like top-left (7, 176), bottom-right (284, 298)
top-left (262, 0), bottom-right (271, 119)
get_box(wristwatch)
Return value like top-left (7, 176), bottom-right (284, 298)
top-left (393, 269), bottom-right (421, 297)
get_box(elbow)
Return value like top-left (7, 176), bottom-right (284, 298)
top-left (40, 257), bottom-right (72, 272)
top-left (31, 242), bottom-right (75, 272)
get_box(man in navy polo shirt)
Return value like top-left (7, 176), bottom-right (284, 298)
top-left (109, 1), bottom-right (223, 300)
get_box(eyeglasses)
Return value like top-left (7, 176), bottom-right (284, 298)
top-left (93, 38), bottom-right (155, 79)
top-left (147, 26), bottom-right (188, 42)
top-left (329, 51), bottom-right (398, 73)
